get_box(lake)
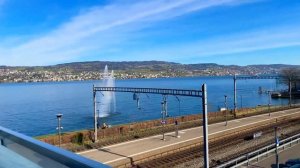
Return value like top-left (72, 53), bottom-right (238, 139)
top-left (0, 77), bottom-right (292, 136)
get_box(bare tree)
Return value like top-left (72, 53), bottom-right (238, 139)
top-left (280, 68), bottom-right (300, 92)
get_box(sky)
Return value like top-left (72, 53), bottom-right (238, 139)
top-left (0, 0), bottom-right (300, 66)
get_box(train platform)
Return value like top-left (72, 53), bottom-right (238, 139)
top-left (78, 108), bottom-right (300, 167)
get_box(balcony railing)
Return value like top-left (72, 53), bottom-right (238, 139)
top-left (0, 126), bottom-right (109, 168)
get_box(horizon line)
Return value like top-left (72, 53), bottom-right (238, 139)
top-left (1, 60), bottom-right (300, 67)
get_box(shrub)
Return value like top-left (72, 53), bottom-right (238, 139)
top-left (71, 132), bottom-right (84, 145)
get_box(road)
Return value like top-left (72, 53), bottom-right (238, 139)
top-left (79, 108), bottom-right (300, 167)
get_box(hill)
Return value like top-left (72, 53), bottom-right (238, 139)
top-left (0, 61), bottom-right (299, 83)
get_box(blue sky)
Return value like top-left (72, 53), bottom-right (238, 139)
top-left (0, 0), bottom-right (300, 66)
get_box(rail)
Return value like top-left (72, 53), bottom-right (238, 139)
top-left (125, 114), bottom-right (295, 167)
top-left (132, 113), bottom-right (300, 168)
top-left (0, 126), bottom-right (109, 168)
top-left (216, 131), bottom-right (300, 168)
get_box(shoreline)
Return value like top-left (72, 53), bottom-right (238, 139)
top-left (0, 75), bottom-right (238, 85)
top-left (37, 104), bottom-right (299, 152)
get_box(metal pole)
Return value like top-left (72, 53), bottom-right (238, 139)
top-left (268, 91), bottom-right (271, 116)
top-left (247, 154), bottom-right (249, 166)
top-left (165, 96), bottom-right (168, 117)
top-left (240, 95), bottom-right (243, 109)
top-left (161, 101), bottom-right (164, 140)
top-left (234, 74), bottom-right (237, 117)
top-left (289, 78), bottom-right (292, 107)
top-left (137, 97), bottom-right (140, 109)
top-left (93, 85), bottom-right (98, 142)
top-left (59, 117), bottom-right (61, 147)
top-left (161, 95), bottom-right (167, 141)
top-left (202, 84), bottom-right (209, 168)
top-left (175, 96), bottom-right (180, 138)
top-left (275, 127), bottom-right (279, 168)
top-left (97, 110), bottom-right (100, 129)
top-left (225, 95), bottom-right (228, 126)
top-left (175, 119), bottom-right (179, 138)
top-left (56, 114), bottom-right (63, 147)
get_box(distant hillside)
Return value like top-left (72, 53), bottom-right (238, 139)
top-left (1, 61), bottom-right (299, 83)
top-left (2, 61), bottom-right (299, 73)
top-left (55, 61), bottom-right (300, 74)
top-left (53, 61), bottom-right (182, 72)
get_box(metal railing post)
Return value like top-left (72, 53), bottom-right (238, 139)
top-left (247, 154), bottom-right (249, 166)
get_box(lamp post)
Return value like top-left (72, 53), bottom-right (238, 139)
top-left (56, 114), bottom-right (63, 147)
top-left (224, 95), bottom-right (228, 126)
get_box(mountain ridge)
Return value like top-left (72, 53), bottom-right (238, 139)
top-left (1, 61), bottom-right (299, 83)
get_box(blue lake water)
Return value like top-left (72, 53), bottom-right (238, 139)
top-left (0, 77), bottom-right (293, 136)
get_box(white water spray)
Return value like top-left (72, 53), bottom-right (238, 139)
top-left (98, 65), bottom-right (116, 118)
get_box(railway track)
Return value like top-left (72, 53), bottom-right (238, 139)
top-left (135, 118), bottom-right (300, 168)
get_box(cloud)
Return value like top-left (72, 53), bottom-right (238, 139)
top-left (0, 0), bottom-right (258, 66)
top-left (123, 26), bottom-right (300, 62)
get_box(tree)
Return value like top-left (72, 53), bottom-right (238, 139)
top-left (280, 68), bottom-right (300, 92)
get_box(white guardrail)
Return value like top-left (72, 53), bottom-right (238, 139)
top-left (216, 132), bottom-right (300, 168)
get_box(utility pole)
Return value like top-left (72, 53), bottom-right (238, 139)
top-left (224, 95), bottom-right (228, 126)
top-left (56, 114), bottom-right (63, 147)
top-left (93, 85), bottom-right (98, 142)
top-left (202, 84), bottom-right (209, 168)
top-left (233, 74), bottom-right (237, 117)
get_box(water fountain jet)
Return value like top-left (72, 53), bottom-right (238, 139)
top-left (97, 65), bottom-right (116, 118)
